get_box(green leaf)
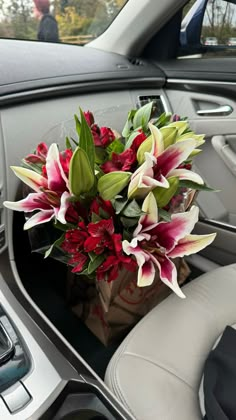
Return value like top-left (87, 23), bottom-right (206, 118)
top-left (69, 146), bottom-right (94, 196)
top-left (88, 254), bottom-right (105, 275)
top-left (122, 109), bottom-right (137, 137)
top-left (71, 137), bottom-right (79, 147)
top-left (98, 171), bottom-right (132, 200)
top-left (44, 233), bottom-right (65, 259)
top-left (91, 212), bottom-right (102, 223)
top-left (54, 220), bottom-right (76, 231)
top-left (155, 112), bottom-right (172, 128)
top-left (112, 197), bottom-right (129, 214)
top-left (106, 139), bottom-right (124, 158)
top-left (124, 131), bottom-right (141, 150)
top-left (74, 114), bottom-right (81, 137)
top-left (122, 200), bottom-right (143, 218)
top-left (158, 209), bottom-right (171, 222)
top-left (133, 102), bottom-right (153, 130)
top-left (120, 216), bottom-right (139, 228)
top-left (95, 147), bottom-right (107, 164)
top-left (153, 177), bottom-right (179, 208)
top-left (78, 108), bottom-right (95, 171)
top-left (66, 136), bottom-right (72, 150)
top-left (179, 180), bottom-right (218, 192)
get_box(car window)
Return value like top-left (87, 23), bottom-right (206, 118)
top-left (0, 0), bottom-right (127, 45)
top-left (180, 0), bottom-right (236, 58)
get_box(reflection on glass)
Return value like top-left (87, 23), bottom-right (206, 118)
top-left (202, 0), bottom-right (236, 46)
top-left (0, 0), bottom-right (128, 45)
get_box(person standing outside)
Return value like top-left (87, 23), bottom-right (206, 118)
top-left (33, 0), bottom-right (59, 43)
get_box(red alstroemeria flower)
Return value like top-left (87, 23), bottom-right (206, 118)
top-left (100, 127), bottom-right (115, 147)
top-left (61, 221), bottom-right (89, 254)
top-left (90, 197), bottom-right (115, 218)
top-left (96, 233), bottom-right (137, 282)
top-left (59, 149), bottom-right (73, 177)
top-left (61, 221), bottom-right (89, 273)
top-left (69, 252), bottom-right (88, 274)
top-left (25, 142), bottom-right (48, 165)
top-left (130, 130), bottom-right (147, 153)
top-left (101, 148), bottom-right (136, 173)
top-left (84, 111), bottom-right (95, 126)
top-left (84, 218), bottom-right (115, 255)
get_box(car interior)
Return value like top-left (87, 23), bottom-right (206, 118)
top-left (1, 0), bottom-right (236, 418)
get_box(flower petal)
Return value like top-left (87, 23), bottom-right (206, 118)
top-left (156, 139), bottom-right (196, 177)
top-left (148, 123), bottom-right (164, 157)
top-left (23, 209), bottom-right (54, 230)
top-left (56, 191), bottom-right (71, 224)
top-left (134, 192), bottom-right (158, 236)
top-left (168, 233), bottom-right (216, 258)
top-left (46, 144), bottom-right (69, 192)
top-left (4, 192), bottom-right (50, 212)
top-left (128, 153), bottom-right (156, 198)
top-left (151, 206), bottom-right (199, 252)
top-left (10, 166), bottom-right (47, 192)
top-left (150, 254), bottom-right (185, 298)
top-left (137, 259), bottom-right (156, 287)
top-left (169, 168), bottom-right (204, 185)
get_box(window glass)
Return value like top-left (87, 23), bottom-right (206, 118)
top-left (201, 0), bottom-right (236, 47)
top-left (0, 0), bottom-right (127, 45)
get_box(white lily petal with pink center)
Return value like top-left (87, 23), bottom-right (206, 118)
top-left (134, 192), bottom-right (158, 237)
top-left (57, 191), bottom-right (71, 224)
top-left (150, 254), bottom-right (185, 298)
top-left (156, 139), bottom-right (197, 178)
top-left (23, 209), bottom-right (54, 230)
top-left (137, 259), bottom-right (156, 287)
top-left (46, 144), bottom-right (69, 192)
top-left (148, 123), bottom-right (164, 157)
top-left (128, 153), bottom-right (156, 198)
top-left (169, 168), bottom-right (204, 185)
top-left (152, 206), bottom-right (199, 253)
top-left (3, 192), bottom-right (50, 212)
top-left (123, 240), bottom-right (155, 287)
top-left (168, 233), bottom-right (217, 258)
top-left (10, 166), bottom-right (48, 192)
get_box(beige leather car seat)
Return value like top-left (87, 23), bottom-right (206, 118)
top-left (105, 264), bottom-right (236, 420)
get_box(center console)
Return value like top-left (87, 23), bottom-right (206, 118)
top-left (0, 271), bottom-right (132, 420)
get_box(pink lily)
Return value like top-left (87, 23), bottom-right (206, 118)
top-left (123, 192), bottom-right (216, 298)
top-left (128, 124), bottom-right (204, 198)
top-left (4, 143), bottom-right (71, 230)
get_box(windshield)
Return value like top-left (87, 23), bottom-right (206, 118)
top-left (0, 0), bottom-right (127, 45)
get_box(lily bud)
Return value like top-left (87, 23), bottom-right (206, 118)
top-left (160, 126), bottom-right (177, 149)
top-left (69, 147), bottom-right (94, 197)
top-left (98, 171), bottom-right (132, 200)
top-left (168, 121), bottom-right (189, 136)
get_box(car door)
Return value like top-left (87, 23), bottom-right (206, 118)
top-left (150, 0), bottom-right (236, 267)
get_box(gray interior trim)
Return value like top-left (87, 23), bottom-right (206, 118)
top-left (168, 78), bottom-right (236, 86)
top-left (0, 78), bottom-right (164, 107)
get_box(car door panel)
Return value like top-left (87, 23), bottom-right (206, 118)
top-left (156, 62), bottom-right (236, 265)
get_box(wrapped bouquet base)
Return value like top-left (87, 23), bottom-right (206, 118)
top-left (67, 259), bottom-right (190, 346)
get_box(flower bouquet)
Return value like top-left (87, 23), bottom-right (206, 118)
top-left (4, 102), bottom-right (216, 344)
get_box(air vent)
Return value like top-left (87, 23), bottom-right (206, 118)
top-left (128, 57), bottom-right (145, 66)
top-left (137, 95), bottom-right (167, 118)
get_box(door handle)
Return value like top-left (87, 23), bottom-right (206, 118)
top-left (211, 135), bottom-right (236, 176)
top-left (197, 105), bottom-right (233, 116)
